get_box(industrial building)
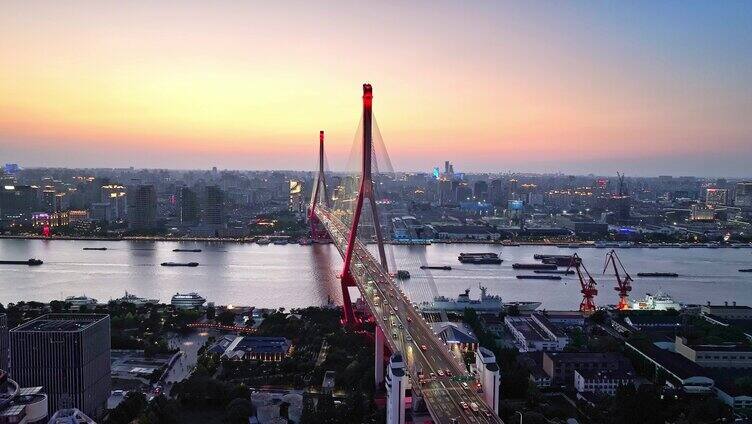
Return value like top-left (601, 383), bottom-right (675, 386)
top-left (505, 314), bottom-right (569, 352)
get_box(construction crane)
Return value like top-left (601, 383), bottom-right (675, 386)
top-left (566, 253), bottom-right (598, 313)
top-left (603, 249), bottom-right (633, 310)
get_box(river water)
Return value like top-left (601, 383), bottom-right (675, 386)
top-left (1, 239), bottom-right (751, 310)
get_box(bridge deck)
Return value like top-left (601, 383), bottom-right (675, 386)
top-left (316, 206), bottom-right (503, 424)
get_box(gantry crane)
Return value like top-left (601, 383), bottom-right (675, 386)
top-left (603, 249), bottom-right (633, 310)
top-left (566, 253), bottom-right (598, 313)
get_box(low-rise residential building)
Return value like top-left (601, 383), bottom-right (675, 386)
top-left (675, 336), bottom-right (752, 369)
top-left (505, 314), bottom-right (568, 352)
top-left (574, 369), bottom-right (635, 396)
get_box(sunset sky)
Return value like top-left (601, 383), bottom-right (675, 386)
top-left (1, 1), bottom-right (751, 176)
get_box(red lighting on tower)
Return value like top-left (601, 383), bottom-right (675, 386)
top-left (338, 83), bottom-right (388, 325)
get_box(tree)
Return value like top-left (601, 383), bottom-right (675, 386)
top-left (105, 392), bottom-right (147, 424)
top-left (137, 395), bottom-right (180, 424)
top-left (217, 310), bottom-right (236, 326)
top-left (226, 398), bottom-right (253, 424)
top-left (206, 305), bottom-right (216, 320)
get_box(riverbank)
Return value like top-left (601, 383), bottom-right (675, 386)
top-left (2, 234), bottom-right (751, 248)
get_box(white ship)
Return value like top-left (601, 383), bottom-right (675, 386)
top-left (171, 292), bottom-right (206, 309)
top-left (630, 291), bottom-right (682, 311)
top-left (114, 291), bottom-right (159, 307)
top-left (419, 285), bottom-right (541, 314)
top-left (64, 295), bottom-right (98, 309)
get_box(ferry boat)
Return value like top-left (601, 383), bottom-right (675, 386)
top-left (419, 285), bottom-right (541, 314)
top-left (171, 292), bottom-right (206, 309)
top-left (630, 291), bottom-right (682, 311)
top-left (64, 295), bottom-right (98, 309)
top-left (114, 291), bottom-right (159, 307)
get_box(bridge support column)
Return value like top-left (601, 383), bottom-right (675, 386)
top-left (339, 272), bottom-right (356, 324)
top-left (375, 325), bottom-right (385, 387)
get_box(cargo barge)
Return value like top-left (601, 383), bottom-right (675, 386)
top-left (512, 263), bottom-right (557, 270)
top-left (0, 259), bottom-right (43, 266)
top-left (516, 275), bottom-right (562, 280)
top-left (458, 252), bottom-right (502, 264)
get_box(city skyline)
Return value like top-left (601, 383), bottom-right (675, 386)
top-left (2, 1), bottom-right (752, 177)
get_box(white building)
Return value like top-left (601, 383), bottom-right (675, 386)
top-left (574, 369), bottom-right (634, 396)
top-left (474, 347), bottom-right (500, 415)
top-left (385, 352), bottom-right (407, 424)
top-left (505, 314), bottom-right (569, 352)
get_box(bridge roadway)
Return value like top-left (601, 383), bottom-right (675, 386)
top-left (316, 207), bottom-right (503, 424)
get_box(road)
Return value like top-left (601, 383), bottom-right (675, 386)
top-left (316, 207), bottom-right (503, 424)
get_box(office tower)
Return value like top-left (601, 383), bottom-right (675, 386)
top-left (475, 347), bottom-right (500, 415)
top-left (204, 185), bottom-right (224, 227)
top-left (489, 179), bottom-right (506, 206)
top-left (9, 314), bottom-right (111, 419)
top-left (0, 314), bottom-right (7, 372)
top-left (456, 181), bottom-right (472, 203)
top-left (0, 185), bottom-right (38, 220)
top-left (180, 187), bottom-right (199, 225)
top-left (473, 180), bottom-right (489, 202)
top-left (705, 188), bottom-right (728, 207)
top-left (127, 185), bottom-right (157, 231)
top-left (735, 182), bottom-right (752, 207)
top-left (385, 352), bottom-right (406, 424)
top-left (437, 179), bottom-right (453, 206)
top-left (100, 184), bottom-right (127, 221)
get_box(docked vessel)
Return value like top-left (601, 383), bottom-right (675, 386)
top-left (637, 272), bottom-right (678, 278)
top-left (535, 254), bottom-right (580, 266)
top-left (171, 292), bottom-right (206, 309)
top-left (256, 237), bottom-right (271, 245)
top-left (160, 262), bottom-right (199, 267)
top-left (272, 239), bottom-right (288, 245)
top-left (114, 291), bottom-right (159, 307)
top-left (173, 248), bottom-right (202, 252)
top-left (630, 291), bottom-right (682, 310)
top-left (64, 295), bottom-right (98, 309)
top-left (298, 238), bottom-right (313, 245)
top-left (83, 247), bottom-right (107, 251)
top-left (458, 252), bottom-right (502, 264)
top-left (516, 275), bottom-right (562, 280)
top-left (533, 270), bottom-right (574, 275)
top-left (512, 263), bottom-right (557, 270)
top-left (395, 270), bottom-right (411, 280)
top-left (419, 285), bottom-right (541, 314)
top-left (420, 265), bottom-right (452, 270)
top-left (0, 259), bottom-right (43, 266)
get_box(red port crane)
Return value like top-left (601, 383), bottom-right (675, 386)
top-left (566, 253), bottom-right (598, 313)
top-left (603, 249), bottom-right (633, 310)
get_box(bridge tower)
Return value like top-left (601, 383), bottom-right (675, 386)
top-left (339, 84), bottom-right (389, 324)
top-left (308, 130), bottom-right (330, 241)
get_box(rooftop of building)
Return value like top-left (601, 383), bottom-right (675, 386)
top-left (11, 313), bottom-right (108, 333)
top-left (575, 369), bottom-right (634, 380)
top-left (544, 351), bottom-right (626, 363)
top-left (627, 341), bottom-right (708, 381)
top-left (225, 336), bottom-right (291, 355)
top-left (430, 322), bottom-right (478, 344)
top-left (48, 408), bottom-right (96, 424)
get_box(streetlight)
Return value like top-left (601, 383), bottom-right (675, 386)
top-left (514, 411), bottom-right (523, 424)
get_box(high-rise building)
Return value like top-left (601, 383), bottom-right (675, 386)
top-left (705, 188), bottom-right (728, 207)
top-left (179, 187), bottom-right (199, 225)
top-left (473, 180), bottom-right (489, 202)
top-left (475, 347), bottom-right (500, 415)
top-left (0, 313), bottom-right (7, 372)
top-left (489, 179), bottom-right (506, 206)
top-left (437, 179), bottom-right (453, 206)
top-left (0, 185), bottom-right (38, 220)
top-left (204, 185), bottom-right (224, 227)
top-left (127, 185), bottom-right (157, 231)
top-left (385, 352), bottom-right (406, 424)
top-left (101, 185), bottom-right (127, 221)
top-left (9, 314), bottom-right (111, 419)
top-left (41, 187), bottom-right (57, 213)
top-left (734, 182), bottom-right (752, 207)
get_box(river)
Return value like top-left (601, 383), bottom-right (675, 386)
top-left (1, 239), bottom-right (751, 310)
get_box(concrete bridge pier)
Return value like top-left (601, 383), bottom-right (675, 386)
top-left (375, 325), bottom-right (385, 387)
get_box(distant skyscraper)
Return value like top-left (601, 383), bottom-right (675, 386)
top-left (127, 185), bottom-right (157, 231)
top-left (473, 180), bottom-right (489, 202)
top-left (437, 179), bottom-right (453, 206)
top-left (101, 184), bottom-right (127, 221)
top-left (489, 179), bottom-right (506, 206)
top-left (735, 182), bottom-right (752, 207)
top-left (204, 185), bottom-right (224, 227)
top-left (10, 314), bottom-right (111, 419)
top-left (180, 187), bottom-right (199, 225)
top-left (0, 185), bottom-right (38, 220)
